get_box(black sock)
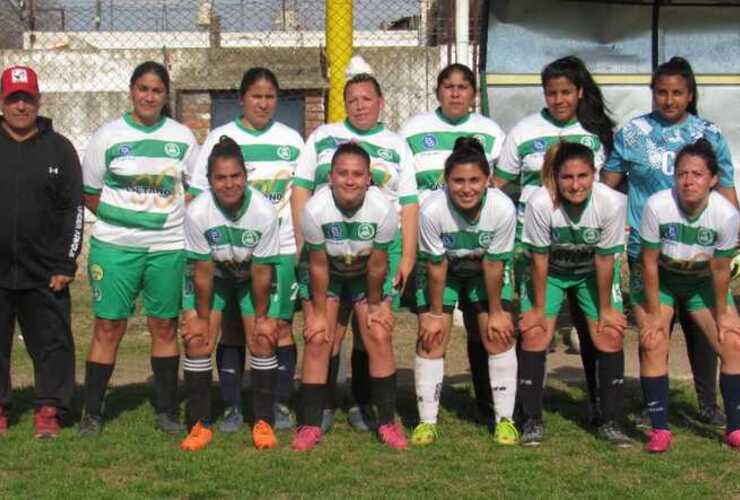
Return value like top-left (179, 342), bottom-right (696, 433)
top-left (301, 383), bottom-right (326, 427)
top-left (720, 373), bottom-right (740, 432)
top-left (250, 355), bottom-right (278, 424)
top-left (150, 356), bottom-right (179, 415)
top-left (518, 350), bottom-right (547, 420)
top-left (679, 306), bottom-right (718, 409)
top-left (325, 354), bottom-right (340, 411)
top-left (275, 345), bottom-right (297, 406)
top-left (216, 344), bottom-right (245, 409)
top-left (371, 373), bottom-right (397, 426)
top-left (84, 361), bottom-right (114, 416)
top-left (641, 375), bottom-right (669, 430)
top-left (597, 350), bottom-right (625, 423)
top-left (183, 356), bottom-right (212, 428)
top-left (351, 347), bottom-right (371, 407)
top-left (578, 328), bottom-right (599, 414)
top-left (467, 340), bottom-right (493, 415)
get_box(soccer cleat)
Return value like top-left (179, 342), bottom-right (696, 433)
top-left (597, 421), bottom-right (633, 448)
top-left (410, 422), bottom-right (439, 446)
top-left (274, 403), bottom-right (295, 431)
top-left (34, 406), bottom-right (60, 439)
top-left (697, 404), bottom-right (726, 429)
top-left (347, 405), bottom-right (377, 432)
top-left (320, 408), bottom-right (335, 433)
top-left (494, 418), bottom-right (520, 446)
top-left (219, 406), bottom-right (244, 433)
top-left (520, 418), bottom-right (545, 447)
top-left (156, 411), bottom-right (185, 434)
top-left (724, 429), bottom-right (740, 449)
top-left (78, 413), bottom-right (103, 437)
top-left (0, 406), bottom-right (8, 435)
top-left (377, 422), bottom-right (408, 449)
top-left (252, 420), bottom-right (278, 450)
top-left (292, 425), bottom-right (323, 452)
top-left (645, 429), bottom-right (673, 453)
top-left (180, 422), bottom-right (213, 452)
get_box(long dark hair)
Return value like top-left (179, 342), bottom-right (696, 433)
top-left (207, 135), bottom-right (246, 180)
top-left (541, 141), bottom-right (595, 207)
top-left (444, 137), bottom-right (489, 179)
top-left (651, 56), bottom-right (698, 116)
top-left (541, 56), bottom-right (615, 155)
top-left (130, 61), bottom-right (171, 118)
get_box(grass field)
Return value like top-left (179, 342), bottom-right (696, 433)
top-left (0, 280), bottom-right (738, 499)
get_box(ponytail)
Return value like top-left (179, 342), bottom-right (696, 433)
top-left (207, 135), bottom-right (245, 180)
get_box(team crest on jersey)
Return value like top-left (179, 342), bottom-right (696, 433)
top-left (164, 142), bottom-right (181, 158)
top-left (422, 134), bottom-right (438, 150)
top-left (277, 146), bottom-right (293, 160)
top-left (478, 231), bottom-right (493, 248)
top-left (582, 228), bottom-right (600, 244)
top-left (207, 228), bottom-right (222, 244)
top-left (533, 139), bottom-right (546, 152)
top-left (119, 144), bottom-right (133, 156)
top-left (241, 230), bottom-right (260, 247)
top-left (441, 233), bottom-right (455, 247)
top-left (580, 136), bottom-right (596, 149)
top-left (697, 227), bottom-right (715, 246)
top-left (376, 148), bottom-right (393, 161)
top-left (357, 223), bottom-right (376, 240)
top-left (89, 264), bottom-right (104, 281)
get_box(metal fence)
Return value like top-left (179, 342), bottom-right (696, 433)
top-left (0, 0), bottom-right (481, 152)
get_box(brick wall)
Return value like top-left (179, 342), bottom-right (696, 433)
top-left (303, 90), bottom-right (325, 139)
top-left (177, 91), bottom-right (212, 144)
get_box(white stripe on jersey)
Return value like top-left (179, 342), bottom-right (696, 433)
top-left (82, 113), bottom-right (199, 252)
top-left (189, 120), bottom-right (303, 255)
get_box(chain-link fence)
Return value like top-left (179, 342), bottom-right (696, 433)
top-left (0, 0), bottom-right (482, 153)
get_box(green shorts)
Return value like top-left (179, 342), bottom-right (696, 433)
top-left (629, 259), bottom-right (733, 312)
top-left (88, 237), bottom-right (184, 320)
top-left (183, 270), bottom-right (285, 319)
top-left (415, 260), bottom-right (514, 313)
top-left (520, 261), bottom-right (623, 320)
top-left (268, 254), bottom-right (298, 321)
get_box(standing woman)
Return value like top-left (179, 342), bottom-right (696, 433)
top-left (494, 56), bottom-right (615, 423)
top-left (413, 138), bottom-right (518, 446)
top-left (180, 136), bottom-right (281, 451)
top-left (80, 61), bottom-right (199, 435)
top-left (291, 73), bottom-right (418, 431)
top-left (633, 139), bottom-right (740, 452)
top-left (293, 143), bottom-right (405, 451)
top-left (402, 63), bottom-right (507, 423)
top-left (518, 142), bottom-right (630, 447)
top-left (601, 57), bottom-right (737, 426)
top-left (189, 68), bottom-right (304, 432)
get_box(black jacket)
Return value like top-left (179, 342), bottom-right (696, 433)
top-left (0, 116), bottom-right (84, 289)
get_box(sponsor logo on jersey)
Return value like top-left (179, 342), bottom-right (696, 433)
top-left (357, 223), bottom-right (376, 240)
top-left (660, 224), bottom-right (679, 241)
top-left (580, 136), bottom-right (596, 149)
top-left (441, 233), bottom-right (455, 248)
top-left (376, 148), bottom-right (393, 161)
top-left (164, 142), bottom-right (181, 158)
top-left (241, 229), bottom-right (260, 247)
top-left (90, 264), bottom-right (104, 281)
top-left (697, 227), bottom-right (715, 246)
top-left (551, 228), bottom-right (560, 242)
top-left (478, 231), bottom-right (493, 248)
top-left (582, 228), bottom-right (600, 244)
top-left (92, 286), bottom-right (103, 302)
top-left (422, 134), bottom-right (438, 150)
top-left (277, 146), bottom-right (293, 160)
top-left (325, 222), bottom-right (344, 240)
top-left (119, 144), bottom-right (133, 156)
top-left (533, 139), bottom-right (546, 152)
top-left (207, 228), bottom-right (222, 244)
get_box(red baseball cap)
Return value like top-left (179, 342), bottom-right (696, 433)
top-left (1, 65), bottom-right (39, 98)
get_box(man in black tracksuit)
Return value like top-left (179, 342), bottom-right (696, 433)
top-left (0, 65), bottom-right (83, 438)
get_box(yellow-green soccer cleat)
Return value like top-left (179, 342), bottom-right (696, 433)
top-left (411, 422), bottom-right (439, 446)
top-left (494, 418), bottom-right (520, 445)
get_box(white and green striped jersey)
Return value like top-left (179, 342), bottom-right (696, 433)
top-left (401, 108), bottom-right (505, 203)
top-left (83, 113), bottom-right (199, 252)
top-left (294, 120), bottom-right (418, 213)
top-left (495, 110), bottom-right (605, 224)
top-left (523, 183), bottom-right (626, 276)
top-left (418, 187), bottom-right (515, 279)
top-left (189, 119), bottom-right (303, 255)
top-left (640, 189), bottom-right (738, 278)
top-left (301, 186), bottom-right (398, 278)
top-left (185, 186), bottom-right (280, 282)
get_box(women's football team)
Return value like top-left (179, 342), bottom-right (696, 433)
top-left (77, 55), bottom-right (740, 454)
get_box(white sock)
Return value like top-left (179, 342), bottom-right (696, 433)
top-left (414, 355), bottom-right (444, 424)
top-left (488, 347), bottom-right (517, 422)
